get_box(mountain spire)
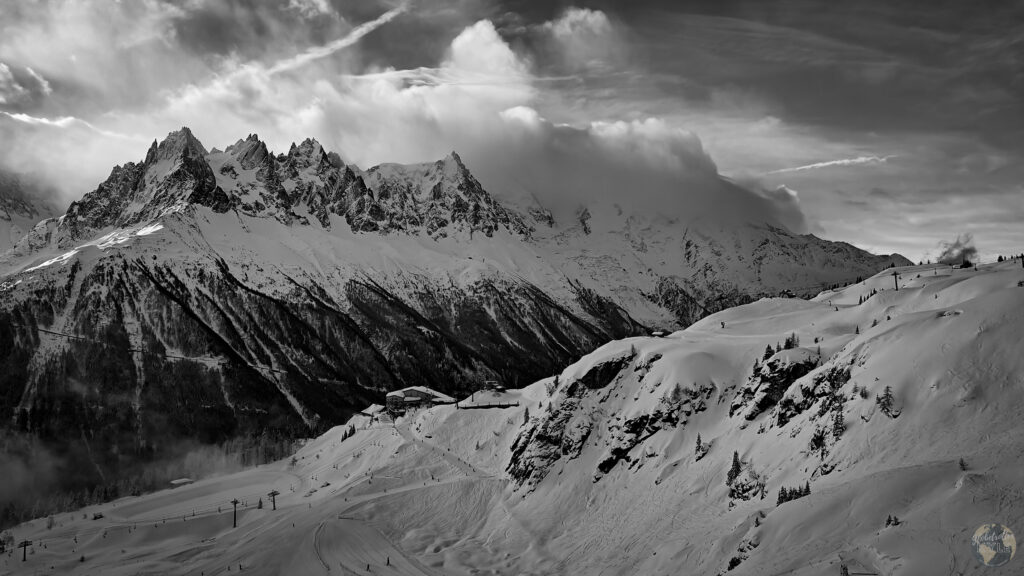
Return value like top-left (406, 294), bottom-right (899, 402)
top-left (147, 127), bottom-right (209, 165)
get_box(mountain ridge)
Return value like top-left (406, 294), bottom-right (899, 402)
top-left (0, 128), bottom-right (909, 522)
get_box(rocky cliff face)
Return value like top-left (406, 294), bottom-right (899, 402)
top-left (0, 127), bottom-right (908, 506)
top-left (362, 152), bottom-right (530, 238)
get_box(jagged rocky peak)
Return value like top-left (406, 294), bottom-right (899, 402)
top-left (435, 151), bottom-right (480, 191)
top-left (361, 151), bottom-right (532, 238)
top-left (54, 126), bottom-right (222, 242)
top-left (288, 138), bottom-right (327, 163)
top-left (37, 130), bottom-right (533, 242)
top-left (366, 150), bottom-right (487, 204)
top-left (282, 138), bottom-right (342, 179)
top-left (225, 133), bottom-right (273, 170)
top-left (438, 150), bottom-right (466, 172)
top-left (144, 126), bottom-right (209, 165)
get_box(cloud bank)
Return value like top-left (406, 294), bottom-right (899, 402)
top-left (2, 0), bottom-right (1020, 259)
top-left (0, 4), bottom-right (810, 232)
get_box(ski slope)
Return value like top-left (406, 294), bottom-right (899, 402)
top-left (4, 260), bottom-right (1023, 575)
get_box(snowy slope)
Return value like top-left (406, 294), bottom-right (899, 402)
top-left (5, 259), bottom-right (1022, 575)
top-left (0, 128), bottom-right (909, 523)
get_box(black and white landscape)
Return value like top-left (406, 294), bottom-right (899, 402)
top-left (0, 1), bottom-right (1022, 575)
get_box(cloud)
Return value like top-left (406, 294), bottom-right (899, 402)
top-left (115, 0), bottom-right (187, 49)
top-left (0, 62), bottom-right (27, 104)
top-left (391, 97), bottom-right (809, 232)
top-left (1, 5), bottom-right (807, 236)
top-left (25, 66), bottom-right (51, 95)
top-left (766, 155), bottom-right (895, 174)
top-left (267, 3), bottom-right (408, 74)
top-left (537, 7), bottom-right (624, 74)
top-left (165, 2), bottom-right (409, 113)
top-left (0, 0), bottom-right (1021, 263)
top-left (448, 19), bottom-right (528, 77)
top-left (238, 18), bottom-right (808, 231)
top-left (288, 0), bottom-right (335, 19)
top-left (0, 110), bottom-right (143, 141)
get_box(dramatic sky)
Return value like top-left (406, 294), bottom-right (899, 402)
top-left (0, 0), bottom-right (1021, 261)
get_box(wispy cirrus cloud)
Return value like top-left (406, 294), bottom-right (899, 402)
top-left (266, 3), bottom-right (408, 75)
top-left (24, 67), bottom-right (51, 96)
top-left (0, 110), bottom-right (143, 141)
top-left (0, 62), bottom-right (27, 104)
top-left (765, 155), bottom-right (896, 174)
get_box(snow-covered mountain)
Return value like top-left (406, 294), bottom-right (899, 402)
top-left (7, 260), bottom-right (1022, 575)
top-left (0, 128), bottom-right (908, 512)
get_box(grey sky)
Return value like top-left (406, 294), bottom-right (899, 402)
top-left (0, 0), bottom-right (1020, 261)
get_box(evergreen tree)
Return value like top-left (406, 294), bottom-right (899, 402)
top-left (777, 487), bottom-right (788, 505)
top-left (524, 407), bottom-right (530, 424)
top-left (695, 433), bottom-right (703, 456)
top-left (783, 333), bottom-right (800, 349)
top-left (763, 345), bottom-right (773, 361)
top-left (804, 481), bottom-right (811, 496)
top-left (855, 325), bottom-right (860, 335)
top-left (872, 318), bottom-right (878, 327)
top-left (726, 451), bottom-right (742, 485)
top-left (832, 410), bottom-right (845, 439)
top-left (877, 386), bottom-right (896, 416)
